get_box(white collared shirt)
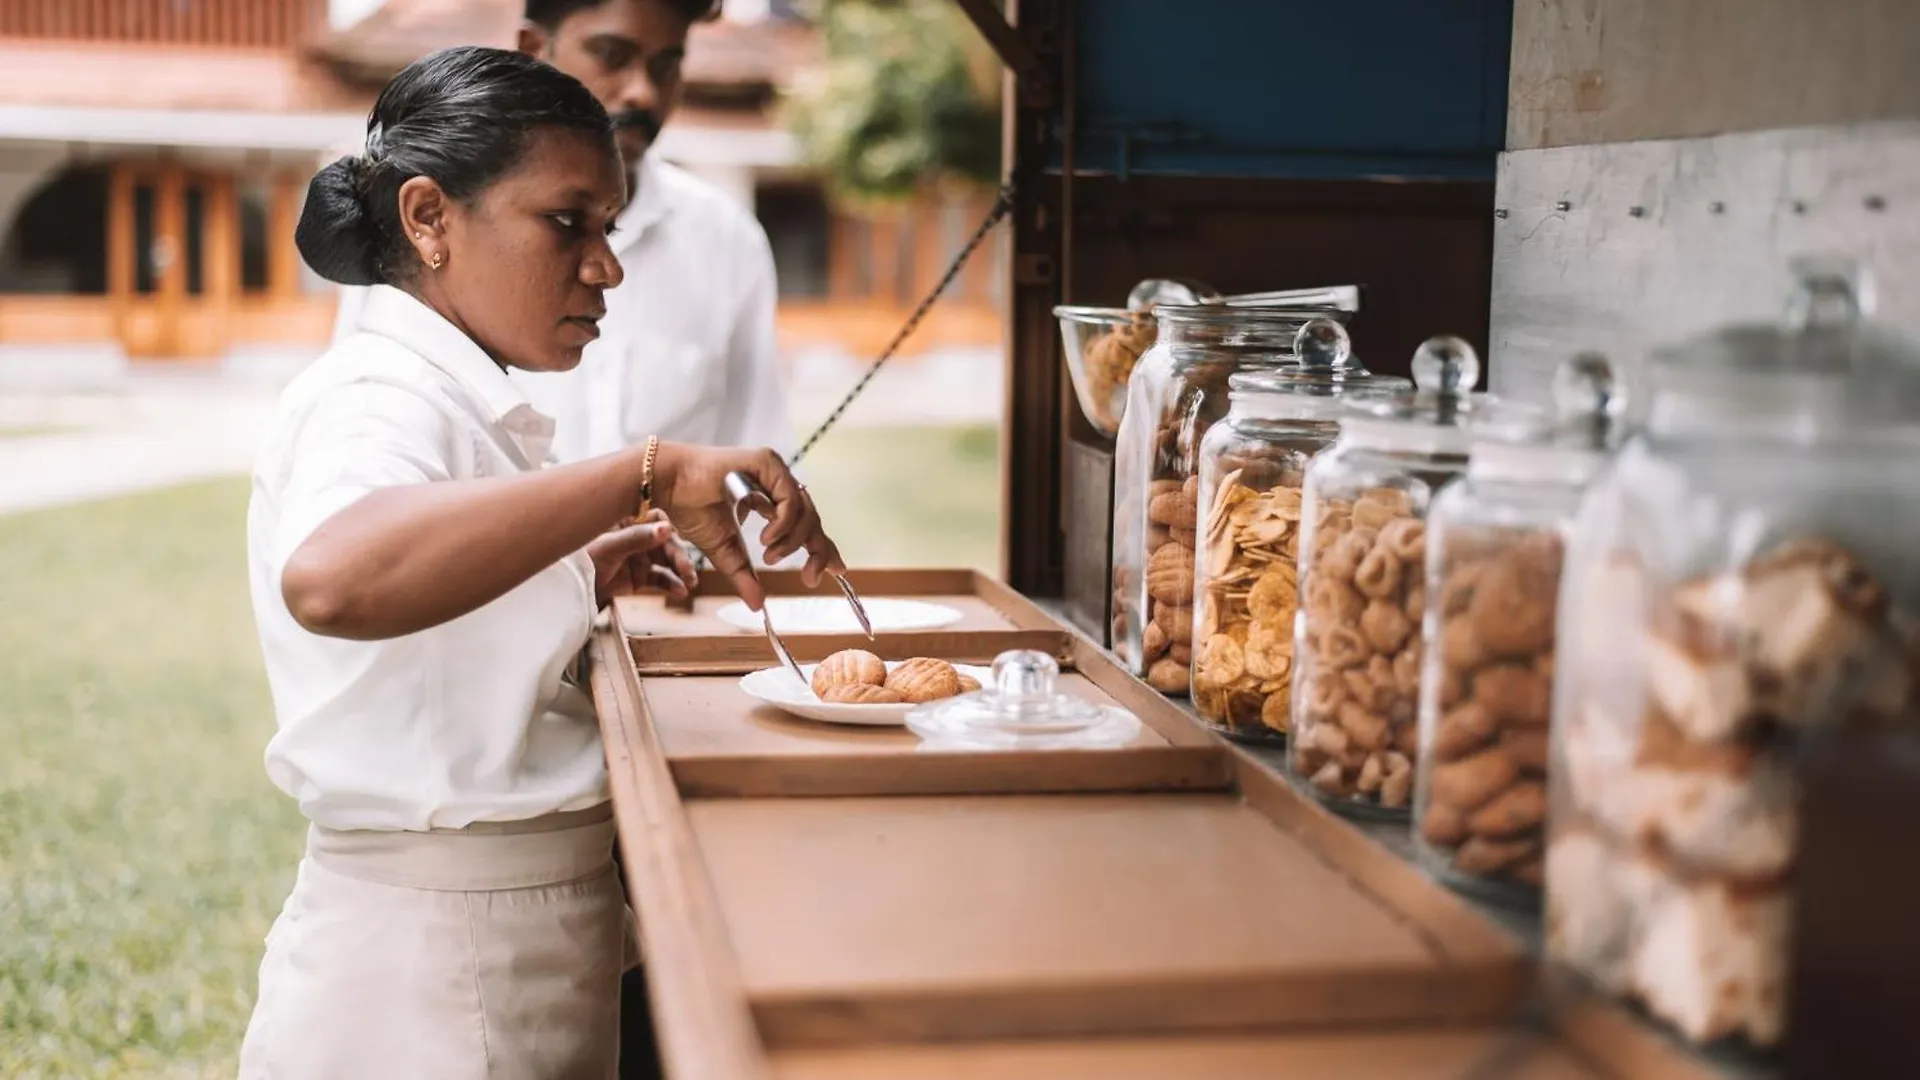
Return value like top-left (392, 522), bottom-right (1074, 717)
top-left (250, 285), bottom-right (608, 832)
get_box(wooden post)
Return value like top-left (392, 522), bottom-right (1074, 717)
top-left (267, 168), bottom-right (303, 301)
top-left (155, 156), bottom-right (186, 356)
top-left (206, 172), bottom-right (238, 353)
top-left (106, 163), bottom-right (133, 316)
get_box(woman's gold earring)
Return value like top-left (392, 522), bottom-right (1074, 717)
top-left (430, 250), bottom-right (445, 271)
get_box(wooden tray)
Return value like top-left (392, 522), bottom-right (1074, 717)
top-left (588, 573), bottom-right (1734, 1080)
top-left (691, 791), bottom-right (1532, 1046)
top-left (615, 568), bottom-right (1058, 639)
top-left (625, 620), bottom-right (1224, 799)
top-left (639, 668), bottom-right (1226, 799)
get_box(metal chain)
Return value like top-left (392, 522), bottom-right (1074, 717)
top-left (682, 179), bottom-right (1017, 574)
top-left (788, 179), bottom-right (1017, 466)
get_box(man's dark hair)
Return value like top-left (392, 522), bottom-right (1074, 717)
top-left (524, 0), bottom-right (721, 31)
top-left (295, 46), bottom-right (615, 287)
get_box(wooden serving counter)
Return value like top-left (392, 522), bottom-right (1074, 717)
top-left (587, 570), bottom-right (1741, 1080)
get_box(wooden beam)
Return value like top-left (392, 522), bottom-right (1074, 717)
top-left (1000, 0), bottom-right (1067, 595)
top-left (949, 0), bottom-right (1051, 102)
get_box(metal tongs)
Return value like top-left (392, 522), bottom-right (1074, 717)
top-left (723, 471), bottom-right (873, 685)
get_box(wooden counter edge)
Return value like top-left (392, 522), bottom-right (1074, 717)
top-left (669, 744), bottom-right (1232, 799)
top-left (589, 627), bottom-right (772, 1080)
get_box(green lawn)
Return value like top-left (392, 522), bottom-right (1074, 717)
top-left (0, 423), bottom-right (1000, 1077)
top-left (0, 478), bottom-right (301, 1079)
top-left (798, 423), bottom-right (1002, 572)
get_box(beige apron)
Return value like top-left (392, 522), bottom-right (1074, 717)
top-left (238, 803), bottom-right (633, 1080)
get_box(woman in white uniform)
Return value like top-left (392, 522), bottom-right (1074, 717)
top-left (238, 46), bottom-right (842, 1078)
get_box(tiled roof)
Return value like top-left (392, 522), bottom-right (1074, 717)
top-left (0, 37), bottom-right (367, 113)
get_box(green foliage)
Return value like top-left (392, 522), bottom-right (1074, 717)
top-left (783, 0), bottom-right (1002, 206)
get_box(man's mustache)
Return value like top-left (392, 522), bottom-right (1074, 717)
top-left (613, 110), bottom-right (661, 144)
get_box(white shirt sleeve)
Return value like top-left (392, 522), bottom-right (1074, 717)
top-left (714, 233), bottom-right (796, 460)
top-left (272, 382), bottom-right (456, 575)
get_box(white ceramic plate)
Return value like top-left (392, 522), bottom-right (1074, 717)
top-left (715, 596), bottom-right (963, 635)
top-left (740, 661), bottom-right (993, 726)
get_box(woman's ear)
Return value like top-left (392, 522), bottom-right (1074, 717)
top-left (396, 176), bottom-right (450, 270)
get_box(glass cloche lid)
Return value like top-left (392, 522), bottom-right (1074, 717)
top-left (905, 650), bottom-right (1142, 749)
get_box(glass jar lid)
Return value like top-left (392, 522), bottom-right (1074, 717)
top-left (1154, 302), bottom-right (1353, 351)
top-left (1648, 257), bottom-right (1920, 435)
top-left (905, 650), bottom-right (1142, 749)
top-left (1226, 319), bottom-right (1407, 420)
top-left (1468, 352), bottom-right (1626, 485)
top-left (1342, 336), bottom-right (1544, 454)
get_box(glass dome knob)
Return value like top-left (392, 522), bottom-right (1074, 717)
top-left (991, 650), bottom-right (1059, 716)
top-left (1294, 318), bottom-right (1351, 371)
top-left (1785, 255), bottom-right (1870, 331)
top-left (1411, 335), bottom-right (1481, 395)
top-left (1552, 352), bottom-right (1622, 421)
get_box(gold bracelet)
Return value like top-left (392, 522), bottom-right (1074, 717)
top-left (628, 435), bottom-right (659, 526)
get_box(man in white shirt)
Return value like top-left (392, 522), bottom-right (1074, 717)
top-left (331, 0), bottom-right (794, 480)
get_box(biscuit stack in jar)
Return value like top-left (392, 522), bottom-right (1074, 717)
top-left (1190, 321), bottom-right (1405, 742)
top-left (1110, 305), bottom-right (1348, 695)
top-left (1412, 354), bottom-right (1623, 903)
top-left (1288, 337), bottom-right (1544, 816)
top-left (1544, 259), bottom-right (1920, 1052)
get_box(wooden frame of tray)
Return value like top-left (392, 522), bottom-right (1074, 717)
top-left (588, 570), bottom-right (1739, 1080)
top-left (615, 568), bottom-right (1060, 639)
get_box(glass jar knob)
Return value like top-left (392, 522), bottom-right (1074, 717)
top-left (1295, 318), bottom-right (1352, 372)
top-left (991, 650), bottom-right (1060, 718)
top-left (1785, 255), bottom-right (1870, 332)
top-left (1552, 352), bottom-right (1621, 420)
top-left (1412, 335), bottom-right (1482, 395)
top-left (1552, 352), bottom-right (1624, 448)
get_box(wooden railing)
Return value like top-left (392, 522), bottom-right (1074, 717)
top-left (0, 0), bottom-right (324, 49)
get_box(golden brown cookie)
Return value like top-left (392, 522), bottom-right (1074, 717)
top-left (956, 674), bottom-right (983, 694)
top-left (885, 657), bottom-right (963, 703)
top-left (1148, 489), bottom-right (1199, 529)
top-left (811, 649), bottom-right (887, 698)
top-left (1147, 658), bottom-right (1191, 693)
top-left (822, 683), bottom-right (905, 705)
top-left (1146, 541), bottom-right (1196, 601)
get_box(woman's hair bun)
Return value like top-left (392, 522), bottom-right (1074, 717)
top-left (295, 156), bottom-right (383, 287)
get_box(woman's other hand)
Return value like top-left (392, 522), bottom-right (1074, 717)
top-left (586, 510), bottom-right (696, 607)
top-left (650, 444), bottom-right (844, 610)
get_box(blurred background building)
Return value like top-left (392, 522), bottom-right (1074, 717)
top-left (0, 0), bottom-right (1005, 374)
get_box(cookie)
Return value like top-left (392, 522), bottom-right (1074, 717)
top-left (822, 683), bottom-right (905, 705)
top-left (885, 657), bottom-right (963, 703)
top-left (811, 649), bottom-right (887, 698)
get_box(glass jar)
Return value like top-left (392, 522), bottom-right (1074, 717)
top-left (1190, 321), bottom-right (1406, 743)
top-left (1545, 258), bottom-right (1920, 1052)
top-left (1287, 336), bottom-right (1541, 817)
top-left (1111, 303), bottom-right (1346, 694)
top-left (1412, 354), bottom-right (1624, 904)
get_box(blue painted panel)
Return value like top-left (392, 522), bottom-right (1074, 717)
top-left (1063, 0), bottom-right (1512, 180)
